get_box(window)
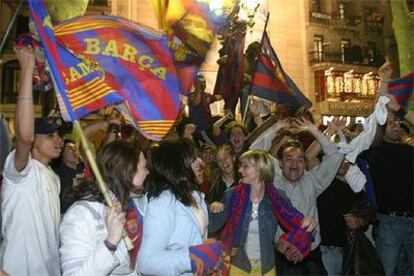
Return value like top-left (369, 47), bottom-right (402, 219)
top-left (341, 39), bottom-right (350, 63)
top-left (313, 35), bottom-right (323, 62)
top-left (339, 3), bottom-right (346, 19)
top-left (367, 42), bottom-right (376, 65)
top-left (1, 60), bottom-right (20, 104)
top-left (311, 0), bottom-right (321, 12)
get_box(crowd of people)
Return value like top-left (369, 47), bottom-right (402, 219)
top-left (0, 43), bottom-right (412, 276)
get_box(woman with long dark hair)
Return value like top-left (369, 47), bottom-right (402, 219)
top-left (138, 138), bottom-right (226, 275)
top-left (59, 140), bottom-right (148, 276)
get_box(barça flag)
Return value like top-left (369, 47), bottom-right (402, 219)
top-left (251, 32), bottom-right (312, 112)
top-left (388, 71), bottom-right (414, 110)
top-left (151, 0), bottom-right (237, 95)
top-left (213, 31), bottom-right (246, 113)
top-left (28, 0), bottom-right (180, 141)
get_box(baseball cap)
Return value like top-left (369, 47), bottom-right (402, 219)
top-left (34, 117), bottom-right (59, 134)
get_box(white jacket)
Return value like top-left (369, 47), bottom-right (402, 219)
top-left (60, 197), bottom-right (146, 276)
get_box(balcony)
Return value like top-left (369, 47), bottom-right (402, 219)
top-left (309, 11), bottom-right (332, 25)
top-left (317, 99), bottom-right (376, 117)
top-left (310, 51), bottom-right (343, 65)
top-left (309, 11), bottom-right (362, 30)
top-left (309, 50), bottom-right (384, 69)
top-left (364, 20), bottom-right (384, 33)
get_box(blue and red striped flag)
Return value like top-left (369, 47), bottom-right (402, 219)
top-left (214, 31), bottom-right (246, 113)
top-left (28, 0), bottom-right (181, 140)
top-left (388, 71), bottom-right (414, 110)
top-left (251, 32), bottom-right (312, 112)
top-left (28, 0), bottom-right (125, 121)
top-left (151, 0), bottom-right (237, 96)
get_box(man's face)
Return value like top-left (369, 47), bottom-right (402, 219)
top-left (217, 150), bottom-right (235, 175)
top-left (62, 142), bottom-right (78, 164)
top-left (33, 131), bottom-right (62, 160)
top-left (194, 76), bottom-right (206, 91)
top-left (384, 115), bottom-right (402, 142)
top-left (229, 127), bottom-right (245, 152)
top-left (281, 147), bottom-right (306, 182)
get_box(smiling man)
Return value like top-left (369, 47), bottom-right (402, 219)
top-left (0, 47), bottom-right (62, 275)
top-left (250, 119), bottom-right (343, 275)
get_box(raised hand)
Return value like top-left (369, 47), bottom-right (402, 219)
top-left (14, 46), bottom-right (35, 72)
top-left (248, 97), bottom-right (262, 117)
top-left (273, 119), bottom-right (290, 133)
top-left (292, 117), bottom-right (318, 133)
top-left (326, 117), bottom-right (347, 136)
top-left (378, 61), bottom-right (392, 82)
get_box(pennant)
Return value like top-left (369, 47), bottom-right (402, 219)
top-left (251, 32), bottom-right (312, 113)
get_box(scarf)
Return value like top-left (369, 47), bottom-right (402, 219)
top-left (125, 199), bottom-right (144, 269)
top-left (220, 184), bottom-right (312, 258)
top-left (189, 238), bottom-right (230, 276)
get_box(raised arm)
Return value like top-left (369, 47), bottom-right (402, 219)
top-left (14, 47), bottom-right (35, 172)
top-left (213, 112), bottom-right (233, 137)
top-left (296, 119), bottom-right (343, 195)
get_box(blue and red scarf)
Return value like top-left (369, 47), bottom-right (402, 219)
top-left (125, 199), bottom-right (144, 269)
top-left (189, 239), bottom-right (230, 276)
top-left (220, 184), bottom-right (312, 258)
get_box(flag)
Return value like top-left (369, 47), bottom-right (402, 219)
top-left (251, 32), bottom-right (312, 112)
top-left (54, 15), bottom-right (181, 140)
top-left (28, 0), bottom-right (181, 141)
top-left (388, 71), bottom-right (414, 110)
top-left (28, 0), bottom-right (125, 122)
top-left (214, 31), bottom-right (246, 113)
top-left (151, 0), bottom-right (237, 95)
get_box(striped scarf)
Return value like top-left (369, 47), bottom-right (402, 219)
top-left (125, 199), bottom-right (144, 269)
top-left (189, 239), bottom-right (230, 275)
top-left (220, 184), bottom-right (312, 258)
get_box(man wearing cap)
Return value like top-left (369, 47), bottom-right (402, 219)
top-left (0, 47), bottom-right (62, 275)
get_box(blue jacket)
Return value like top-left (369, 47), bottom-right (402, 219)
top-left (209, 192), bottom-right (279, 274)
top-left (138, 190), bottom-right (207, 275)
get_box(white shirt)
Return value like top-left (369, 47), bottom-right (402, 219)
top-left (0, 150), bottom-right (61, 275)
top-left (246, 203), bottom-right (261, 261)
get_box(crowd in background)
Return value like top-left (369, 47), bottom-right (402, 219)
top-left (0, 45), bottom-right (412, 276)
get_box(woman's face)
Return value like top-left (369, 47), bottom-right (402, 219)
top-left (132, 152), bottom-right (149, 194)
top-left (238, 161), bottom-right (260, 185)
top-left (191, 156), bottom-right (205, 184)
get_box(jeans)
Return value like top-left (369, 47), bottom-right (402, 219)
top-left (376, 213), bottom-right (414, 275)
top-left (321, 245), bottom-right (344, 275)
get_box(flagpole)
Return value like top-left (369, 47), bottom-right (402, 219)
top-left (73, 120), bottom-right (134, 250)
top-left (242, 12), bottom-right (270, 124)
top-left (0, 0), bottom-right (24, 55)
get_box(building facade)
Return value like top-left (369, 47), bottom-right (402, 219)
top-left (0, 0), bottom-right (399, 123)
